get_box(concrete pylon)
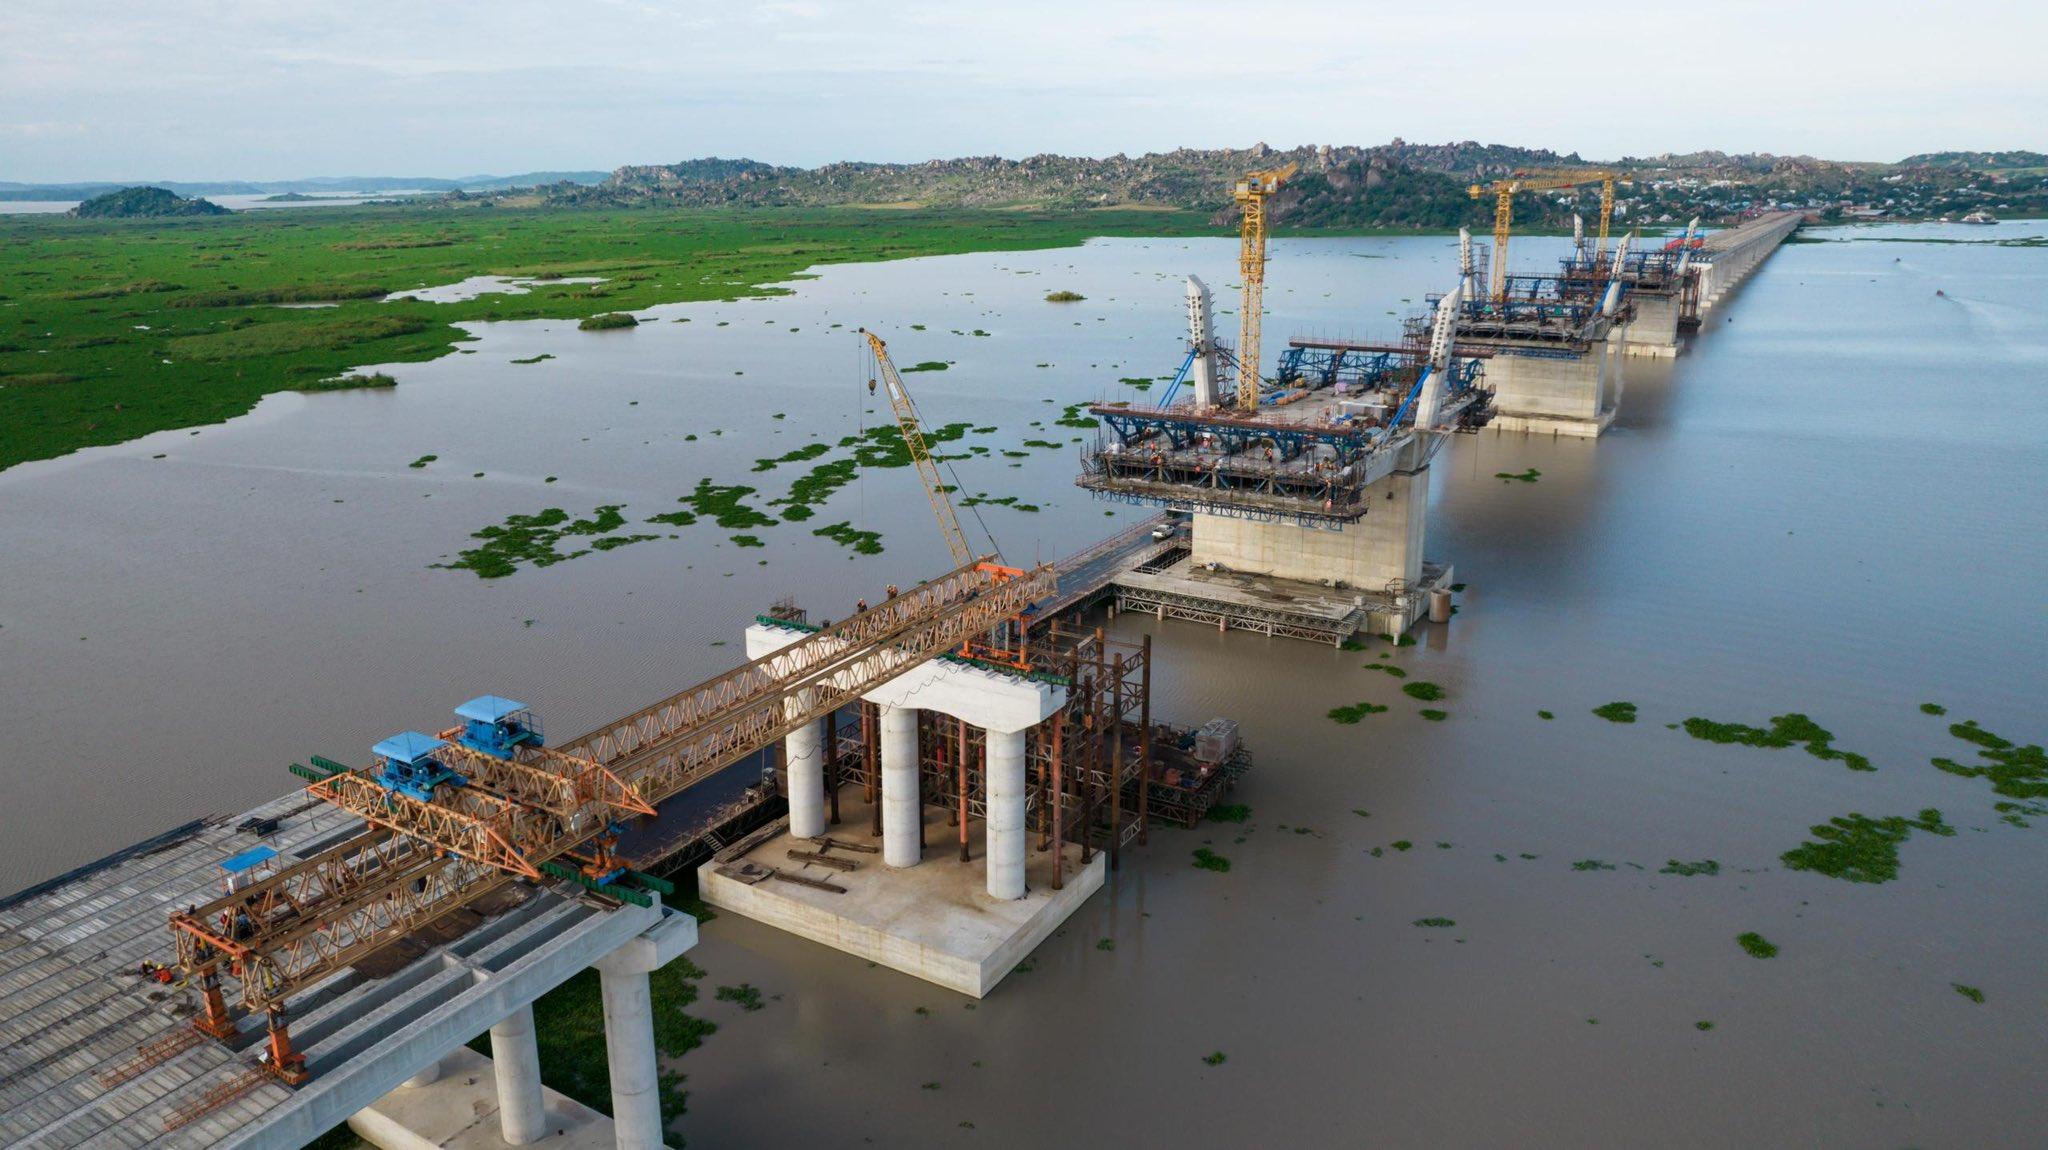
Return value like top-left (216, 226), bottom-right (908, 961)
top-left (490, 1003), bottom-right (546, 1145)
top-left (784, 713), bottom-right (827, 840)
top-left (593, 908), bottom-right (697, 1150)
top-left (402, 1058), bottom-right (442, 1088)
top-left (879, 704), bottom-right (921, 868)
top-left (984, 728), bottom-right (1027, 900)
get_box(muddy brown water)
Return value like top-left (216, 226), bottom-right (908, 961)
top-left (3, 224), bottom-right (2044, 1147)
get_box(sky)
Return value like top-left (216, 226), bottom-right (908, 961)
top-left (2, 0), bottom-right (2041, 183)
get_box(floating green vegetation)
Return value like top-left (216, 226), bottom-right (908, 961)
top-left (813, 521), bottom-right (883, 555)
top-left (1538, 710), bottom-right (1555, 720)
top-left (1695, 1021), bottom-right (1715, 1032)
top-left (1054, 402), bottom-right (1098, 429)
top-left (1201, 1051), bottom-right (1227, 1066)
top-left (1402, 681), bottom-right (1445, 702)
top-left (295, 372), bottom-right (396, 392)
top-left (1952, 983), bottom-right (1985, 1004)
top-left (1394, 634), bottom-right (1417, 647)
top-left (752, 442), bottom-right (832, 471)
top-left (1932, 720), bottom-right (2046, 800)
top-left (1493, 468), bottom-right (1541, 483)
top-left (1449, 582), bottom-right (1467, 592)
top-left (1361, 662), bottom-right (1409, 678)
top-left (646, 508), bottom-right (697, 527)
top-left (1328, 701), bottom-right (1389, 723)
top-left (1207, 804), bottom-right (1251, 823)
top-left (1592, 701), bottom-right (1638, 723)
top-left (1780, 808), bottom-right (1954, 883)
top-left (511, 353), bottom-right (554, 365)
top-left (729, 534), bottom-right (765, 548)
top-left (1737, 932), bottom-right (1778, 959)
top-left (1095, 938), bottom-right (1115, 951)
top-left (673, 479), bottom-right (777, 529)
top-left (1412, 917), bottom-right (1456, 928)
top-left (1191, 848), bottom-right (1231, 872)
top-left (1390, 840), bottom-right (1413, 852)
top-left (901, 361), bottom-right (949, 372)
top-left (1022, 438), bottom-right (1063, 449)
top-left (1045, 290), bottom-right (1086, 302)
top-left (578, 312), bottom-right (639, 331)
top-left (1572, 859), bottom-right (1616, 872)
top-left (715, 983), bottom-right (765, 1012)
top-left (971, 329), bottom-right (990, 337)
top-left (1920, 702), bottom-right (1947, 716)
top-left (1352, 808), bottom-right (1371, 818)
top-left (439, 504), bottom-right (637, 578)
top-left (407, 453), bottom-right (437, 469)
top-left (589, 534), bottom-right (658, 552)
top-left (1660, 859), bottom-right (1721, 877)
top-left (1681, 713), bottom-right (1873, 772)
top-left (1419, 709), bottom-right (1448, 722)
top-left (1118, 377), bottom-right (1154, 390)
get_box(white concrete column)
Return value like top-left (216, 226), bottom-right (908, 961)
top-left (879, 703), bottom-right (921, 868)
top-left (402, 1057), bottom-right (442, 1088)
top-left (598, 963), bottom-right (664, 1150)
top-left (490, 1003), bottom-right (547, 1145)
top-left (785, 715), bottom-right (827, 840)
top-left (984, 727), bottom-right (1028, 900)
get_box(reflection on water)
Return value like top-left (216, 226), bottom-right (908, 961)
top-left (3, 223), bottom-right (2044, 1146)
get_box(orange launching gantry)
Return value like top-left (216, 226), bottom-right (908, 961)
top-left (167, 559), bottom-right (1055, 1075)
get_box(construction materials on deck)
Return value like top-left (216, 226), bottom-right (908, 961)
top-left (786, 849), bottom-right (860, 872)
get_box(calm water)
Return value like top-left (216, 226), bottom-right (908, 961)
top-left (0, 191), bottom-right (432, 214)
top-left (3, 223), bottom-right (2044, 1147)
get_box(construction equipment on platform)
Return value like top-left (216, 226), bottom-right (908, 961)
top-left (1468, 169), bottom-right (1619, 300)
top-left (168, 559), bottom-right (1056, 1070)
top-left (1232, 163), bottom-right (1298, 411)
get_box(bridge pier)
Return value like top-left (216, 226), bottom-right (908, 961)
top-left (489, 1004), bottom-right (546, 1145)
top-left (878, 703), bottom-right (922, 868)
top-left (983, 727), bottom-right (1028, 900)
top-left (783, 703), bottom-right (828, 841)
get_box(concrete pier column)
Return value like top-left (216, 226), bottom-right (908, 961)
top-left (880, 704), bottom-right (921, 868)
top-left (402, 1058), bottom-right (442, 1088)
top-left (984, 727), bottom-right (1028, 900)
top-left (785, 714), bottom-right (827, 840)
top-left (598, 961), bottom-right (664, 1150)
top-left (490, 1003), bottom-right (547, 1145)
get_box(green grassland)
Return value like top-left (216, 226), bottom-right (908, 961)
top-left (0, 204), bottom-right (1215, 471)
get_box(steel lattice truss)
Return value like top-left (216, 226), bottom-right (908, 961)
top-left (171, 558), bottom-right (1056, 1011)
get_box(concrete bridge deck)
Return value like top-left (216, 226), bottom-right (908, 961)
top-left (0, 783), bottom-right (692, 1149)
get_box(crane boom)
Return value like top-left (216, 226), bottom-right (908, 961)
top-left (1232, 163), bottom-right (1297, 411)
top-left (1468, 169), bottom-right (1619, 299)
top-left (860, 328), bottom-right (974, 567)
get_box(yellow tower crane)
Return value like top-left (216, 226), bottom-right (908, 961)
top-left (859, 328), bottom-right (974, 566)
top-left (1466, 169), bottom-right (1619, 300)
top-left (1232, 162), bottom-right (1298, 411)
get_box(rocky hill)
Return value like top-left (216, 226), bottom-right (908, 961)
top-left (544, 141), bottom-right (1577, 220)
top-left (69, 186), bottom-right (231, 218)
top-left (524, 139), bottom-right (2048, 227)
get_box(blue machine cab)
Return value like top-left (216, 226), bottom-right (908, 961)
top-left (453, 695), bottom-right (544, 758)
top-left (371, 730), bottom-right (461, 801)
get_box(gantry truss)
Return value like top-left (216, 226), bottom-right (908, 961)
top-left (170, 558), bottom-right (1057, 1020)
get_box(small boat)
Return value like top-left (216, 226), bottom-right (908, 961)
top-left (1960, 210), bottom-right (1998, 225)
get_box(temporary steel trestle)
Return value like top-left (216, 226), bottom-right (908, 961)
top-left (169, 558), bottom-right (1056, 1025)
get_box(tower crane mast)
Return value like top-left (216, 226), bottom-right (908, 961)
top-left (1232, 163), bottom-right (1298, 411)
